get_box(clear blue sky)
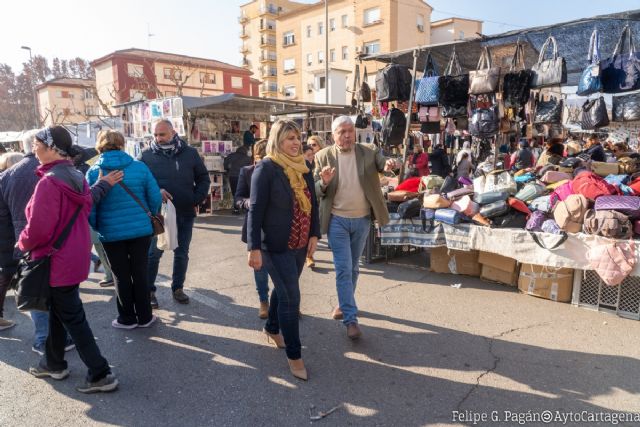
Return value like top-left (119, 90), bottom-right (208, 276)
top-left (1, 0), bottom-right (638, 74)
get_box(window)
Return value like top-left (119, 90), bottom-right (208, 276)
top-left (318, 76), bottom-right (326, 89)
top-left (58, 90), bottom-right (72, 99)
top-left (62, 108), bottom-right (71, 116)
top-left (164, 68), bottom-right (182, 80)
top-left (363, 7), bottom-right (381, 25)
top-left (341, 14), bottom-right (348, 28)
top-left (306, 53), bottom-right (313, 66)
top-left (317, 51), bottom-right (324, 64)
top-left (459, 31), bottom-right (465, 39)
top-left (199, 72), bottom-right (216, 84)
top-left (283, 31), bottom-right (295, 46)
top-left (318, 22), bottom-right (323, 35)
top-left (330, 49), bottom-right (336, 62)
top-left (363, 40), bottom-right (380, 55)
top-left (84, 89), bottom-right (94, 99)
top-left (283, 58), bottom-right (295, 72)
top-left (231, 76), bottom-right (243, 89)
top-left (84, 106), bottom-right (95, 116)
top-left (283, 85), bottom-right (296, 98)
top-left (329, 18), bottom-right (335, 31)
top-left (342, 46), bottom-right (348, 60)
top-left (417, 14), bottom-right (424, 32)
top-left (127, 63), bottom-right (143, 77)
top-left (306, 25), bottom-right (311, 37)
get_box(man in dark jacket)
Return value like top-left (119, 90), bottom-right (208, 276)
top-left (511, 139), bottom-right (535, 171)
top-left (224, 146), bottom-right (252, 214)
top-left (429, 144), bottom-right (451, 178)
top-left (140, 119), bottom-right (211, 306)
top-left (0, 130), bottom-right (121, 349)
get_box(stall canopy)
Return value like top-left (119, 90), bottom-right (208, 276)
top-left (362, 9), bottom-right (640, 86)
top-left (181, 94), bottom-right (352, 119)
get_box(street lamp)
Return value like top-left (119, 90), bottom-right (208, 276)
top-left (21, 46), bottom-right (40, 129)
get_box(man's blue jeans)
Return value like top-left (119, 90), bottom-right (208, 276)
top-left (254, 267), bottom-right (270, 302)
top-left (31, 311), bottom-right (49, 347)
top-left (327, 215), bottom-right (371, 326)
top-left (148, 215), bottom-right (195, 292)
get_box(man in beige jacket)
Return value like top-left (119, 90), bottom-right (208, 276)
top-left (314, 116), bottom-right (394, 340)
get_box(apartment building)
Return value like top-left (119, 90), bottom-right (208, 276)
top-left (36, 78), bottom-right (101, 126)
top-left (430, 18), bottom-right (483, 44)
top-left (91, 48), bottom-right (260, 111)
top-left (239, 0), bottom-right (307, 98)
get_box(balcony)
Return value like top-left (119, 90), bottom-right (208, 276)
top-left (259, 52), bottom-right (277, 63)
top-left (239, 45), bottom-right (251, 54)
top-left (238, 14), bottom-right (249, 24)
top-left (260, 37), bottom-right (276, 48)
top-left (240, 30), bottom-right (250, 39)
top-left (259, 66), bottom-right (277, 78)
top-left (241, 58), bottom-right (251, 68)
top-left (261, 83), bottom-right (278, 93)
top-left (259, 20), bottom-right (276, 32)
top-left (259, 4), bottom-right (279, 16)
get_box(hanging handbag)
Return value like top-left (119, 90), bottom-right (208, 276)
top-left (415, 52), bottom-right (440, 106)
top-left (600, 24), bottom-right (640, 93)
top-left (441, 104), bottom-right (467, 118)
top-left (576, 29), bottom-right (603, 96)
top-left (581, 96), bottom-right (609, 129)
top-left (469, 46), bottom-right (500, 94)
top-left (438, 48), bottom-right (469, 108)
top-left (10, 206), bottom-right (82, 312)
top-left (530, 36), bottom-right (567, 88)
top-left (612, 92), bottom-right (640, 122)
top-left (503, 42), bottom-right (533, 108)
top-left (120, 182), bottom-right (165, 235)
top-left (359, 66), bottom-right (372, 103)
top-left (469, 104), bottom-right (499, 138)
top-left (534, 94), bottom-right (563, 124)
top-left (355, 113), bottom-right (370, 129)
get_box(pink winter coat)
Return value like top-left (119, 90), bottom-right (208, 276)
top-left (18, 160), bottom-right (92, 287)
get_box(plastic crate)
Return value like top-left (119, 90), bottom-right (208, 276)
top-left (572, 270), bottom-right (640, 320)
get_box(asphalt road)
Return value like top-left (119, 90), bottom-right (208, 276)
top-left (1, 213), bottom-right (640, 427)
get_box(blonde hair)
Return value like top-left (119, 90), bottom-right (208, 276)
top-left (306, 135), bottom-right (324, 149)
top-left (96, 130), bottom-right (125, 153)
top-left (266, 120), bottom-right (301, 157)
top-left (0, 152), bottom-right (24, 170)
top-left (254, 139), bottom-right (268, 160)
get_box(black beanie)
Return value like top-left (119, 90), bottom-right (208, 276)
top-left (49, 126), bottom-right (73, 153)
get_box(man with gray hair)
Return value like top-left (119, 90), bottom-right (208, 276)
top-left (314, 116), bottom-right (394, 340)
top-left (139, 119), bottom-right (210, 306)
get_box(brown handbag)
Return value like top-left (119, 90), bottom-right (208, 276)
top-left (119, 182), bottom-right (165, 235)
top-left (387, 190), bottom-right (419, 202)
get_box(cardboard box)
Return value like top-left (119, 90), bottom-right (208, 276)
top-left (517, 263), bottom-right (574, 302)
top-left (481, 264), bottom-right (519, 286)
top-left (478, 251), bottom-right (517, 272)
top-left (430, 247), bottom-right (481, 277)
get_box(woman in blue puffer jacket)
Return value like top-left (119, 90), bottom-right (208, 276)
top-left (87, 130), bottom-right (162, 330)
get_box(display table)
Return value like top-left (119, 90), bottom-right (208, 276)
top-left (380, 214), bottom-right (640, 277)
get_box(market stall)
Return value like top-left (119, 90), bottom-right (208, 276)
top-left (354, 9), bottom-right (640, 320)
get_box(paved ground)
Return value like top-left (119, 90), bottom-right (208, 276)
top-left (1, 213), bottom-right (640, 427)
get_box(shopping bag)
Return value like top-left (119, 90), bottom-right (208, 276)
top-left (157, 200), bottom-right (178, 251)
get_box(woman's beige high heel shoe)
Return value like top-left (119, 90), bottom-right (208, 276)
top-left (287, 358), bottom-right (308, 381)
top-left (263, 329), bottom-right (285, 349)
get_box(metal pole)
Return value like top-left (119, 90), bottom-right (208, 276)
top-left (324, 0), bottom-right (329, 105)
top-left (398, 49), bottom-right (419, 183)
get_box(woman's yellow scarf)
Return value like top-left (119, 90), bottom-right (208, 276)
top-left (267, 152), bottom-right (312, 215)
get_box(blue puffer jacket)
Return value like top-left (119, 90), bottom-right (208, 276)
top-left (87, 150), bottom-right (162, 243)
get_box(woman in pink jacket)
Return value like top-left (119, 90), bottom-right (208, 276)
top-left (18, 126), bottom-right (118, 393)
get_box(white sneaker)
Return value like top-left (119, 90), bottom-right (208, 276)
top-left (111, 319), bottom-right (137, 330)
top-left (0, 318), bottom-right (15, 331)
top-left (137, 315), bottom-right (158, 328)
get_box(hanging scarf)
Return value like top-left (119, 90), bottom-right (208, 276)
top-left (266, 152), bottom-right (311, 215)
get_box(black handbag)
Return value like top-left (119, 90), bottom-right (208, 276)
top-left (530, 36), bottom-right (567, 88)
top-left (120, 182), bottom-right (165, 235)
top-left (441, 104), bottom-right (467, 118)
top-left (376, 63), bottom-right (413, 102)
top-left (11, 206), bottom-right (82, 312)
top-left (359, 67), bottom-right (372, 103)
top-left (534, 94), bottom-right (563, 124)
top-left (600, 24), bottom-right (640, 93)
top-left (502, 43), bottom-right (533, 108)
top-left (355, 113), bottom-right (370, 129)
top-left (438, 48), bottom-right (469, 108)
top-left (469, 105), bottom-right (499, 138)
top-left (612, 92), bottom-right (640, 122)
top-left (581, 96), bottom-right (609, 129)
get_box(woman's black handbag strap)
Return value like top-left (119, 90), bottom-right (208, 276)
top-left (52, 206), bottom-right (82, 251)
top-left (529, 231), bottom-right (568, 250)
top-left (119, 182), bottom-right (153, 218)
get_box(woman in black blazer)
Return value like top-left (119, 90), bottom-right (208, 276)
top-left (247, 120), bottom-right (321, 381)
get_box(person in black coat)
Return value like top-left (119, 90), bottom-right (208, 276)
top-left (429, 144), bottom-right (451, 178)
top-left (247, 120), bottom-right (320, 381)
top-left (234, 139), bottom-right (271, 319)
top-left (225, 145), bottom-right (252, 213)
top-left (584, 134), bottom-right (606, 162)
